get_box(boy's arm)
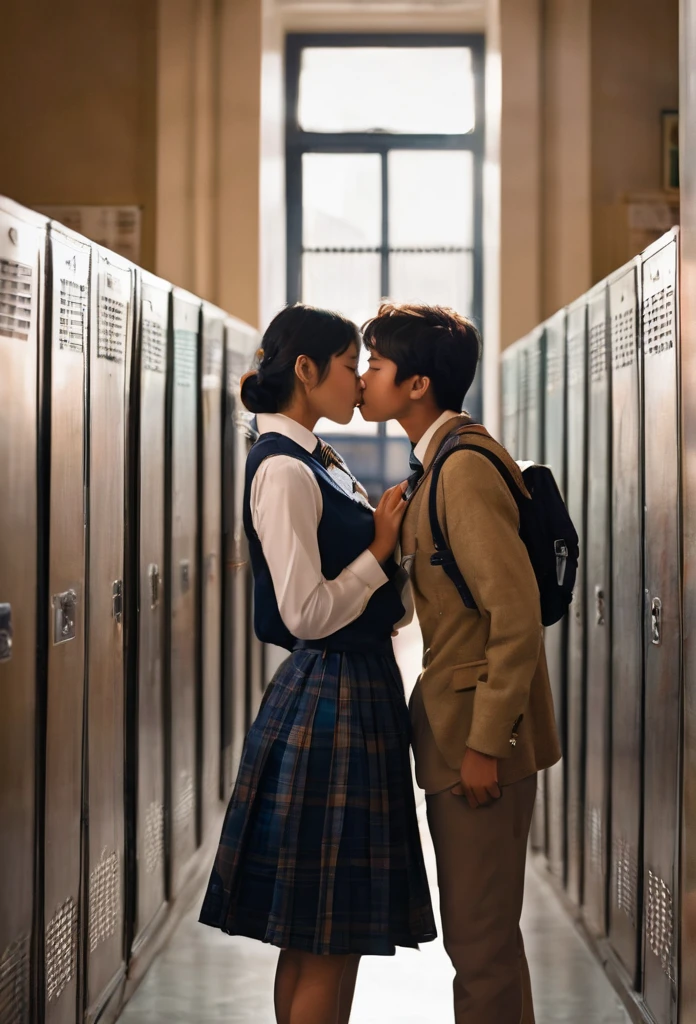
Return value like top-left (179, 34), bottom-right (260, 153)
top-left (441, 450), bottom-right (543, 759)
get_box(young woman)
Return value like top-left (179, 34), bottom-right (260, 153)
top-left (199, 304), bottom-right (436, 1024)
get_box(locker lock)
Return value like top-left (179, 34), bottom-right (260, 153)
top-left (148, 564), bottom-right (160, 610)
top-left (651, 597), bottom-right (662, 646)
top-left (0, 603), bottom-right (13, 662)
top-left (555, 540), bottom-right (569, 586)
top-left (112, 580), bottom-right (123, 624)
top-left (595, 586), bottom-right (606, 627)
top-left (52, 590), bottom-right (77, 645)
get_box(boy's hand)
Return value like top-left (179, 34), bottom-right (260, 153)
top-left (451, 747), bottom-right (501, 809)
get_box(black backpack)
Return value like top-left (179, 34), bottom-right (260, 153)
top-left (428, 435), bottom-right (579, 628)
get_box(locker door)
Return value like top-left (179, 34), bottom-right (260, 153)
top-left (517, 341), bottom-right (529, 460)
top-left (223, 320), bottom-right (256, 780)
top-left (0, 198), bottom-right (45, 1024)
top-left (641, 232), bottom-right (680, 1024)
top-left (85, 249), bottom-right (133, 1019)
top-left (525, 328), bottom-right (546, 852)
top-left (565, 296), bottom-right (589, 907)
top-left (199, 304), bottom-right (224, 835)
top-left (166, 289), bottom-right (200, 896)
top-left (608, 260), bottom-right (643, 985)
top-left (501, 345), bottom-right (520, 458)
top-left (43, 223), bottom-right (90, 1024)
top-left (583, 282), bottom-right (612, 937)
top-left (543, 310), bottom-right (568, 883)
top-left (131, 272), bottom-right (170, 954)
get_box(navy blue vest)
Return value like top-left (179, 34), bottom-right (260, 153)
top-left (243, 433), bottom-right (405, 651)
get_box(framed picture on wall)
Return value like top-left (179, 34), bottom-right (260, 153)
top-left (662, 110), bottom-right (679, 192)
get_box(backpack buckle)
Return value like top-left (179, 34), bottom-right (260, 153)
top-left (554, 540), bottom-right (568, 586)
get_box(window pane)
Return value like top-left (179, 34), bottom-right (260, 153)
top-left (303, 153), bottom-right (381, 248)
top-left (388, 252), bottom-right (474, 315)
top-left (302, 252), bottom-right (382, 332)
top-left (298, 48), bottom-right (475, 134)
top-left (302, 252), bottom-right (380, 435)
top-left (389, 150), bottom-right (474, 248)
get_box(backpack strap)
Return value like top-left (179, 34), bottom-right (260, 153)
top-left (428, 441), bottom-right (525, 612)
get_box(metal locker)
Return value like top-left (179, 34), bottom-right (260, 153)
top-left (84, 248), bottom-right (134, 1019)
top-left (222, 317), bottom-right (258, 786)
top-left (43, 220), bottom-right (90, 1024)
top-left (0, 198), bottom-right (45, 1024)
top-left (565, 295), bottom-right (589, 908)
top-left (641, 231), bottom-right (680, 1024)
top-left (583, 280), bottom-right (612, 938)
top-left (199, 303), bottom-right (225, 835)
top-left (542, 309), bottom-right (568, 884)
top-left (166, 288), bottom-right (201, 896)
top-left (521, 327), bottom-right (546, 852)
top-left (501, 345), bottom-right (520, 458)
top-left (607, 258), bottom-right (643, 986)
top-left (130, 271), bottom-right (170, 956)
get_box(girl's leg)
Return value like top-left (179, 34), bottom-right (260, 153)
top-left (274, 950), bottom-right (302, 1024)
top-left (337, 954), bottom-right (361, 1024)
top-left (274, 950), bottom-right (352, 1024)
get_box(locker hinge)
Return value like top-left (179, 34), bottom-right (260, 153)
top-left (112, 580), bottom-right (123, 624)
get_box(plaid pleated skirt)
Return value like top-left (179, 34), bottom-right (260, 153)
top-left (199, 642), bottom-right (437, 955)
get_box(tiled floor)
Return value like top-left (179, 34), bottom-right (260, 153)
top-left (119, 624), bottom-right (631, 1024)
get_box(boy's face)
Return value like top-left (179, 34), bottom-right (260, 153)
top-left (359, 349), bottom-right (414, 422)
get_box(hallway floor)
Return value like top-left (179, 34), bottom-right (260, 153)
top-left (119, 625), bottom-right (631, 1024)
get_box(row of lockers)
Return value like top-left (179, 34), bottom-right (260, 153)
top-left (0, 197), bottom-right (261, 1024)
top-left (502, 228), bottom-right (680, 1024)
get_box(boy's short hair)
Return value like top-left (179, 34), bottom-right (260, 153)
top-left (362, 302), bottom-right (481, 412)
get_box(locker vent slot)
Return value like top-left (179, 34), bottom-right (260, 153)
top-left (589, 321), bottom-right (607, 383)
top-left (174, 329), bottom-right (197, 387)
top-left (646, 869), bottom-right (675, 981)
top-left (203, 336), bottom-right (223, 384)
top-left (97, 278), bottom-right (127, 362)
top-left (45, 897), bottom-right (77, 1002)
top-left (142, 316), bottom-right (166, 374)
top-left (526, 348), bottom-right (540, 403)
top-left (612, 304), bottom-right (636, 371)
top-left (173, 769), bottom-right (195, 831)
top-left (518, 352), bottom-right (528, 415)
top-left (586, 804), bottom-right (604, 874)
top-left (546, 341), bottom-right (562, 392)
top-left (58, 278), bottom-right (87, 353)
top-left (0, 935), bottom-right (29, 1024)
top-left (612, 836), bottom-right (638, 925)
top-left (0, 259), bottom-right (32, 342)
top-left (643, 284), bottom-right (675, 359)
top-left (88, 849), bottom-right (121, 952)
top-left (144, 801), bottom-right (165, 875)
top-left (568, 331), bottom-right (585, 388)
top-left (502, 366), bottom-right (518, 418)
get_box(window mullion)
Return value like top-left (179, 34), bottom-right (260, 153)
top-left (381, 150), bottom-right (389, 300)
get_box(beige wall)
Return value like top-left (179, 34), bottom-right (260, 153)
top-left (0, 0), bottom-right (158, 269)
top-left (592, 0), bottom-right (679, 282)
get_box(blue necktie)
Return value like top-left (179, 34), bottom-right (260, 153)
top-left (405, 444), bottom-right (424, 499)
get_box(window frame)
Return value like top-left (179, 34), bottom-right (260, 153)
top-left (285, 31), bottom-right (485, 467)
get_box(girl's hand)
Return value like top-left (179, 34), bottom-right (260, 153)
top-left (369, 481), bottom-right (408, 563)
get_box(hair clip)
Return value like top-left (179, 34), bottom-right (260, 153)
top-left (256, 347), bottom-right (265, 362)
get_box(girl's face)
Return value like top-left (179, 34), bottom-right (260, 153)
top-left (306, 339), bottom-right (362, 425)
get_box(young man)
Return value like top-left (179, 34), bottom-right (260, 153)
top-left (360, 303), bottom-right (561, 1024)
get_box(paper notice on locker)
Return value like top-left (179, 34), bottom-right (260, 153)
top-left (142, 313), bottom-right (166, 374)
top-left (36, 205), bottom-right (141, 264)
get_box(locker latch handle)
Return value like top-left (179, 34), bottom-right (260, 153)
top-left (651, 597), bottom-right (662, 646)
top-left (112, 580), bottom-right (123, 624)
top-left (52, 589), bottom-right (77, 645)
top-left (180, 560), bottom-right (190, 592)
top-left (595, 586), bottom-right (606, 626)
top-left (0, 603), bottom-right (13, 662)
top-left (555, 540), bottom-right (568, 586)
top-left (148, 564), bottom-right (160, 610)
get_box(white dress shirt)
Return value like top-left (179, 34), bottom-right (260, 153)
top-left (251, 413), bottom-right (410, 640)
top-left (413, 409), bottom-right (460, 467)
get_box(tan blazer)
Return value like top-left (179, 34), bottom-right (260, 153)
top-left (402, 414), bottom-right (561, 789)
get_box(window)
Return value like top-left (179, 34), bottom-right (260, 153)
top-left (286, 33), bottom-right (484, 495)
